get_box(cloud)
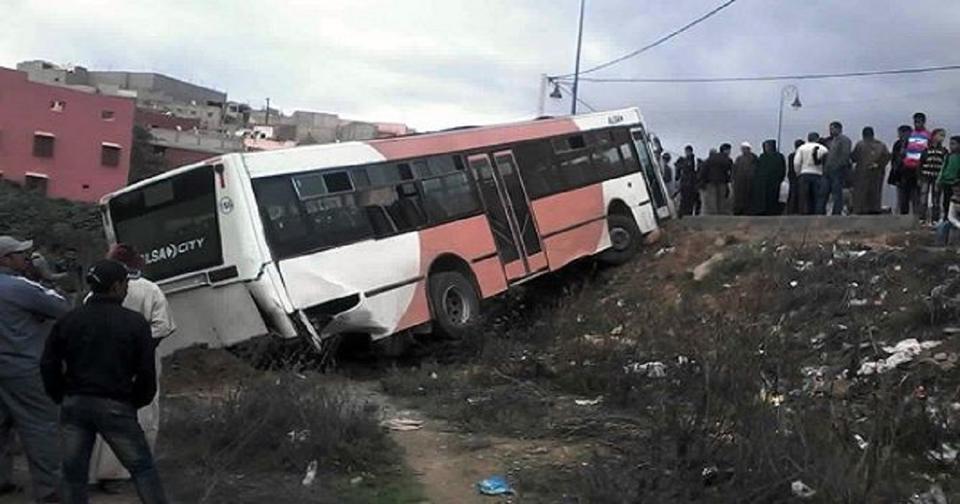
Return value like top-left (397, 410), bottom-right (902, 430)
top-left (2, 0), bottom-right (958, 149)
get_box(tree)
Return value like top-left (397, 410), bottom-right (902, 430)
top-left (128, 126), bottom-right (166, 184)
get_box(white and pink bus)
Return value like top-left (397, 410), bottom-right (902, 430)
top-left (100, 108), bottom-right (673, 356)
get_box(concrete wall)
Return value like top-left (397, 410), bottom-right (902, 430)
top-left (87, 71), bottom-right (226, 106)
top-left (0, 67), bottom-right (135, 202)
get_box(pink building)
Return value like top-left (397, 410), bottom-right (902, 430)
top-left (0, 67), bottom-right (135, 202)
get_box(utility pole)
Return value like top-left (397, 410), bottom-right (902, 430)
top-left (571, 0), bottom-right (586, 115)
top-left (265, 97), bottom-right (271, 126)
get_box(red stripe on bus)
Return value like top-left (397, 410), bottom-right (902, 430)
top-left (543, 220), bottom-right (606, 270)
top-left (531, 184), bottom-right (605, 237)
top-left (395, 215), bottom-right (503, 331)
top-left (368, 119), bottom-right (580, 160)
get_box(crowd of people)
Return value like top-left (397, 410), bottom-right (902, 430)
top-left (0, 239), bottom-right (173, 503)
top-left (661, 112), bottom-right (960, 243)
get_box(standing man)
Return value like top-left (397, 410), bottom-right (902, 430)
top-left (824, 121), bottom-right (853, 215)
top-left (851, 127), bottom-right (892, 215)
top-left (660, 152), bottom-right (675, 200)
top-left (732, 142), bottom-right (759, 216)
top-left (0, 236), bottom-right (70, 503)
top-left (918, 128), bottom-right (949, 224)
top-left (795, 133), bottom-right (830, 215)
top-left (890, 125), bottom-right (914, 215)
top-left (903, 113), bottom-right (931, 216)
top-left (786, 139), bottom-right (805, 215)
top-left (675, 145), bottom-right (700, 217)
top-left (89, 245), bottom-right (175, 492)
top-left (41, 260), bottom-right (168, 504)
top-left (754, 140), bottom-right (787, 216)
top-left (699, 144), bottom-right (734, 215)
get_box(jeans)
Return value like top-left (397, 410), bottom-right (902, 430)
top-left (60, 396), bottom-right (168, 504)
top-left (898, 171), bottom-right (919, 215)
top-left (826, 166), bottom-right (849, 215)
top-left (937, 201), bottom-right (960, 246)
top-left (0, 373), bottom-right (60, 501)
top-left (798, 174), bottom-right (825, 215)
top-left (918, 176), bottom-right (942, 222)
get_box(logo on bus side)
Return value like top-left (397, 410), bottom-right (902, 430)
top-left (220, 196), bottom-right (234, 214)
top-left (142, 238), bottom-right (206, 265)
top-left (607, 114), bottom-right (624, 125)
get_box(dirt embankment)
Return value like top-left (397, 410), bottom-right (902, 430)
top-left (381, 221), bottom-right (960, 502)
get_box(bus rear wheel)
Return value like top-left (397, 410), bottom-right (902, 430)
top-left (428, 271), bottom-right (480, 338)
top-left (599, 213), bottom-right (641, 265)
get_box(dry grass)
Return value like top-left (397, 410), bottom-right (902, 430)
top-left (381, 235), bottom-right (960, 502)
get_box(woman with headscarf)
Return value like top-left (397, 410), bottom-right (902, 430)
top-left (753, 140), bottom-right (788, 215)
top-left (732, 142), bottom-right (759, 215)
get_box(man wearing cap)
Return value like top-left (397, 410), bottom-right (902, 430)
top-left (0, 236), bottom-right (71, 503)
top-left (89, 244), bottom-right (175, 492)
top-left (41, 259), bottom-right (168, 503)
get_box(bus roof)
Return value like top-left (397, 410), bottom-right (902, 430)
top-left (102, 107), bottom-right (647, 202)
top-left (240, 107), bottom-right (646, 179)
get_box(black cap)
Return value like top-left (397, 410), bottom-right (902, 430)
top-left (86, 259), bottom-right (128, 293)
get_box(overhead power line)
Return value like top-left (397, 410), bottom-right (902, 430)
top-left (551, 0), bottom-right (739, 80)
top-left (555, 64), bottom-right (960, 84)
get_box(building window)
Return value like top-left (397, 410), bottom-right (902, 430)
top-left (50, 100), bottom-right (65, 112)
top-left (101, 110), bottom-right (115, 121)
top-left (101, 144), bottom-right (122, 167)
top-left (24, 174), bottom-right (48, 196)
top-left (33, 134), bottom-right (55, 158)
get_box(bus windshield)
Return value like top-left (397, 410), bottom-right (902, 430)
top-left (108, 165), bottom-right (223, 281)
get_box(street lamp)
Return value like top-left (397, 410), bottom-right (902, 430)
top-left (776, 85), bottom-right (801, 152)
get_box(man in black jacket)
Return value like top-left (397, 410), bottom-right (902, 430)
top-left (41, 260), bottom-right (167, 504)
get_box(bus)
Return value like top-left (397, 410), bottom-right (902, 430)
top-left (100, 107), bottom-right (673, 357)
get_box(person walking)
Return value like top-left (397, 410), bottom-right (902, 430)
top-left (753, 140), bottom-right (787, 215)
top-left (936, 136), bottom-right (960, 245)
top-left (88, 245), bottom-right (175, 493)
top-left (732, 142), bottom-right (759, 216)
top-left (795, 133), bottom-right (830, 215)
top-left (41, 260), bottom-right (168, 504)
top-left (918, 128), bottom-right (949, 224)
top-left (851, 127), bottom-right (892, 215)
top-left (675, 145), bottom-right (700, 217)
top-left (824, 121), bottom-right (853, 215)
top-left (0, 236), bottom-right (71, 503)
top-left (660, 152), bottom-right (675, 199)
top-left (699, 145), bottom-right (733, 215)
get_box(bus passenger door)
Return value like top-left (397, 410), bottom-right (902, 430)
top-left (467, 153), bottom-right (547, 282)
top-left (629, 126), bottom-right (674, 220)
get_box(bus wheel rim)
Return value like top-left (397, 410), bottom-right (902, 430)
top-left (443, 285), bottom-right (470, 325)
top-left (610, 227), bottom-right (631, 250)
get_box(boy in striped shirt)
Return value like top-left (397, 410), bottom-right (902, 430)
top-left (919, 129), bottom-right (949, 223)
top-left (904, 112), bottom-right (931, 218)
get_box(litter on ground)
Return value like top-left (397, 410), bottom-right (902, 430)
top-left (477, 475), bottom-right (515, 496)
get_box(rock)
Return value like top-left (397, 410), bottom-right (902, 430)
top-left (350, 476), bottom-right (364, 486)
top-left (692, 252), bottom-right (727, 282)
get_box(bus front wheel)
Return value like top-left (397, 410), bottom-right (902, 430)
top-left (428, 271), bottom-right (480, 338)
top-left (599, 213), bottom-right (641, 265)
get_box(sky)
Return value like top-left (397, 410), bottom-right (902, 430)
top-left (3, 0), bottom-right (960, 156)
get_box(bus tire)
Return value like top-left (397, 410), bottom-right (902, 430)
top-left (428, 271), bottom-right (480, 339)
top-left (599, 213), bottom-right (641, 265)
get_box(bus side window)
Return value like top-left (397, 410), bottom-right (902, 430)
top-left (613, 129), bottom-right (640, 174)
top-left (514, 140), bottom-right (556, 199)
top-left (591, 130), bottom-right (626, 180)
top-left (386, 182), bottom-right (426, 232)
top-left (252, 177), bottom-right (310, 257)
top-left (422, 171), bottom-right (482, 224)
